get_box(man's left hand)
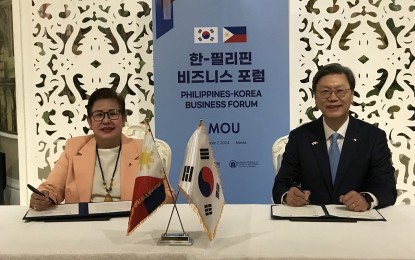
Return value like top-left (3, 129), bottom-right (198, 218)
top-left (339, 191), bottom-right (369, 212)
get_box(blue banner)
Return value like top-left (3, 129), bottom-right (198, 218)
top-left (154, 0), bottom-right (289, 203)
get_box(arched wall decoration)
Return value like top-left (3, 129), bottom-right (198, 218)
top-left (290, 1), bottom-right (415, 204)
top-left (32, 0), bottom-right (154, 179)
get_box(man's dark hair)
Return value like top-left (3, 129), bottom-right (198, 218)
top-left (312, 63), bottom-right (356, 91)
top-left (86, 88), bottom-right (126, 117)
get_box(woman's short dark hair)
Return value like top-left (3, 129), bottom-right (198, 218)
top-left (312, 63), bottom-right (356, 91)
top-left (86, 88), bottom-right (126, 117)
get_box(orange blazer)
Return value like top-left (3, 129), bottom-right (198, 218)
top-left (38, 134), bottom-right (173, 204)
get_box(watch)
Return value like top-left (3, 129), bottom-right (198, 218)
top-left (361, 193), bottom-right (374, 210)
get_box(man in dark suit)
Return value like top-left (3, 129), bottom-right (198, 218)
top-left (272, 63), bottom-right (396, 211)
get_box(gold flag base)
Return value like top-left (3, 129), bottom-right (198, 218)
top-left (157, 233), bottom-right (193, 246)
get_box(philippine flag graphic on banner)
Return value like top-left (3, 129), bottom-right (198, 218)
top-left (178, 120), bottom-right (225, 240)
top-left (223, 26), bottom-right (247, 43)
top-left (194, 27), bottom-right (218, 43)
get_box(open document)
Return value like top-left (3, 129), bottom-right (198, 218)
top-left (271, 204), bottom-right (385, 222)
top-left (23, 201), bottom-right (131, 222)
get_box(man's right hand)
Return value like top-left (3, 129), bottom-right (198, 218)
top-left (285, 187), bottom-right (311, 206)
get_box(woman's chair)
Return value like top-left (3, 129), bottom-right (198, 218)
top-left (123, 123), bottom-right (172, 177)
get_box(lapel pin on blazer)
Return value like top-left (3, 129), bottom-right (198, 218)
top-left (312, 141), bottom-right (319, 145)
top-left (353, 138), bottom-right (357, 142)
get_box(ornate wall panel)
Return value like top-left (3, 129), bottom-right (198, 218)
top-left (32, 0), bottom-right (154, 179)
top-left (290, 0), bottom-right (415, 204)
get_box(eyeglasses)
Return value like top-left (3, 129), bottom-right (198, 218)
top-left (90, 109), bottom-right (121, 122)
top-left (317, 89), bottom-right (351, 99)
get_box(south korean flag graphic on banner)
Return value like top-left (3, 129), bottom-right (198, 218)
top-left (194, 27), bottom-right (218, 43)
top-left (178, 120), bottom-right (225, 240)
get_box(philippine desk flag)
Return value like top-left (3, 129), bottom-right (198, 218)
top-left (127, 126), bottom-right (166, 235)
top-left (178, 120), bottom-right (225, 240)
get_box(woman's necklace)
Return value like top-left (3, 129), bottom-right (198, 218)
top-left (96, 143), bottom-right (122, 202)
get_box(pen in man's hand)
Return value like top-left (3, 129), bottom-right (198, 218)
top-left (291, 180), bottom-right (303, 191)
top-left (291, 180), bottom-right (310, 204)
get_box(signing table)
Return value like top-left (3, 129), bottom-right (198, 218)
top-left (0, 204), bottom-right (414, 260)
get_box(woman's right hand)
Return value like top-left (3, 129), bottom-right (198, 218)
top-left (30, 190), bottom-right (53, 211)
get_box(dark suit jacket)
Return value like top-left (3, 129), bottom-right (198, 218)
top-left (272, 116), bottom-right (397, 208)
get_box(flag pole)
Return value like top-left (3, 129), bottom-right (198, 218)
top-left (164, 189), bottom-right (184, 234)
top-left (144, 119), bottom-right (193, 245)
top-left (160, 118), bottom-right (205, 244)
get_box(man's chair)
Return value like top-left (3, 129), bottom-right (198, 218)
top-left (123, 123), bottom-right (172, 177)
top-left (272, 135), bottom-right (288, 174)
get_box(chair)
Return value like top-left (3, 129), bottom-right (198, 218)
top-left (271, 135), bottom-right (288, 174)
top-left (123, 123), bottom-right (172, 177)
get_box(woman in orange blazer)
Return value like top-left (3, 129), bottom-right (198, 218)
top-left (30, 88), bottom-right (174, 210)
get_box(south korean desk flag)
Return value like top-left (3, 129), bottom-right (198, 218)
top-left (178, 120), bottom-right (225, 241)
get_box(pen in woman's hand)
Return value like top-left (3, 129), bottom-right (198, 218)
top-left (27, 184), bottom-right (45, 196)
top-left (27, 184), bottom-right (53, 203)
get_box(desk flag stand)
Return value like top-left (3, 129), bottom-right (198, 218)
top-left (153, 117), bottom-right (192, 245)
top-left (158, 190), bottom-right (193, 246)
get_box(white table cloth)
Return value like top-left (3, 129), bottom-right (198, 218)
top-left (0, 204), bottom-right (414, 260)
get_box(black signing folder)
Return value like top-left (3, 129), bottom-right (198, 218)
top-left (23, 201), bottom-right (131, 222)
top-left (270, 204), bottom-right (386, 222)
